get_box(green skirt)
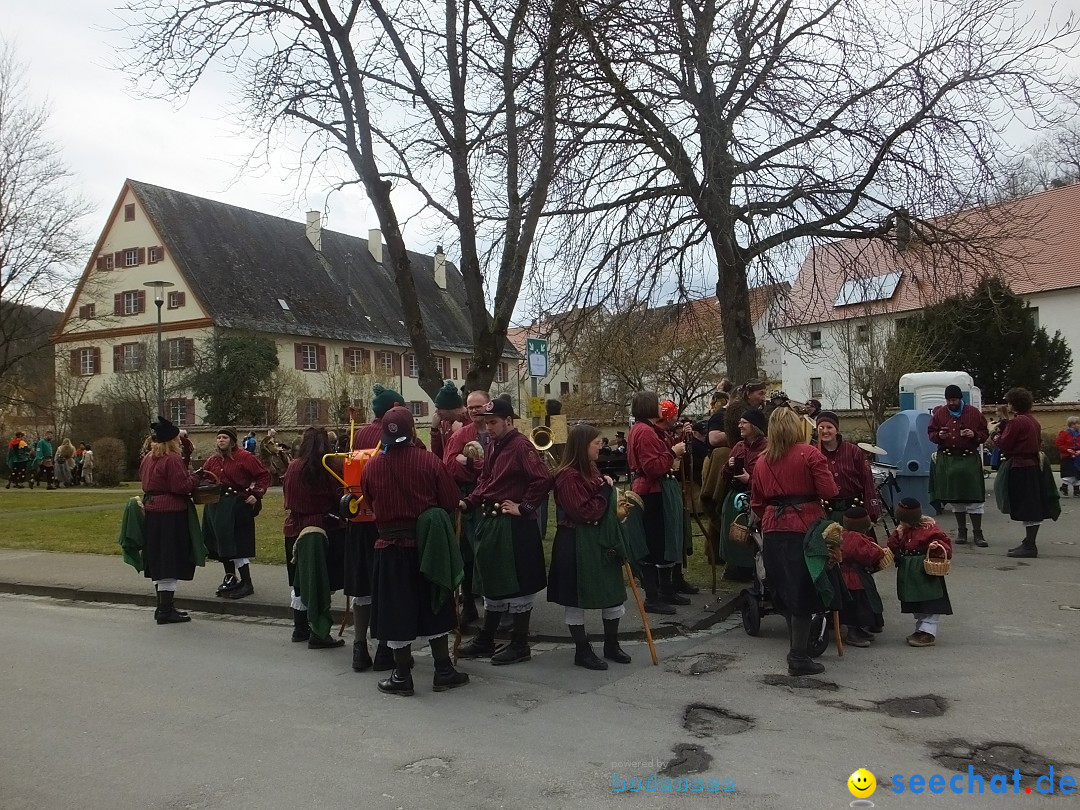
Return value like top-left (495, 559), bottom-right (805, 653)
top-left (719, 489), bottom-right (755, 569)
top-left (929, 451), bottom-right (985, 507)
top-left (896, 554), bottom-right (945, 603)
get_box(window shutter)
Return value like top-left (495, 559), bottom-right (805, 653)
top-left (114, 251), bottom-right (124, 268)
top-left (319, 399), bottom-right (330, 424)
top-left (316, 344), bottom-right (327, 372)
top-left (294, 343), bottom-right (303, 370)
top-left (296, 399), bottom-right (305, 424)
top-left (96, 257), bottom-right (106, 271)
top-left (93, 347), bottom-right (101, 374)
top-left (392, 352), bottom-right (401, 375)
top-left (137, 247), bottom-right (146, 265)
top-left (69, 350), bottom-right (79, 376)
top-left (113, 345), bottom-right (123, 373)
top-left (113, 294), bottom-right (123, 316)
top-left (499, 362), bottom-right (508, 382)
top-left (185, 399), bottom-right (196, 426)
top-left (183, 338), bottom-right (194, 367)
top-left (420, 401), bottom-right (430, 417)
top-left (177, 292), bottom-right (185, 307)
top-left (361, 348), bottom-right (371, 373)
top-left (136, 343), bottom-right (146, 371)
top-left (137, 290), bottom-right (146, 313)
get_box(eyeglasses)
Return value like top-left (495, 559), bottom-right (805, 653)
top-left (467, 405), bottom-right (487, 412)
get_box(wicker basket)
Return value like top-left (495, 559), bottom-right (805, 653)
top-left (729, 511), bottom-right (752, 545)
top-left (922, 541), bottom-right (951, 576)
top-left (191, 469), bottom-right (223, 505)
top-left (876, 546), bottom-right (894, 571)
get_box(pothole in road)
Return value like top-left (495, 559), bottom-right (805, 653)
top-left (996, 566), bottom-right (1016, 571)
top-left (760, 673), bottom-right (840, 691)
top-left (400, 756), bottom-right (450, 777)
top-left (660, 743), bottom-right (713, 777)
top-left (929, 739), bottom-right (1077, 783)
top-left (820, 693), bottom-right (947, 717)
top-left (664, 652), bottom-right (735, 676)
top-left (682, 703), bottom-right (753, 737)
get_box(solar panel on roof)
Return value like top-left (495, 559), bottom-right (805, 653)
top-left (833, 271), bottom-right (902, 307)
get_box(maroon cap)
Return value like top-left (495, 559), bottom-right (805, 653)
top-left (380, 406), bottom-right (415, 447)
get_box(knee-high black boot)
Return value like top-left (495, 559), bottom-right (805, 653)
top-left (602, 618), bottom-right (631, 664)
top-left (291, 609), bottom-right (310, 642)
top-left (226, 563), bottom-right (254, 599)
top-left (787, 615), bottom-right (825, 675)
top-left (970, 513), bottom-right (987, 547)
top-left (491, 611), bottom-right (531, 665)
top-left (658, 565), bottom-right (691, 606)
top-left (459, 608), bottom-right (502, 658)
top-left (568, 624), bottom-right (606, 670)
top-left (642, 565), bottom-right (675, 615)
top-left (377, 645), bottom-right (415, 696)
top-left (430, 634), bottom-right (469, 691)
top-left (156, 590), bottom-right (191, 625)
top-left (352, 601), bottom-right (372, 671)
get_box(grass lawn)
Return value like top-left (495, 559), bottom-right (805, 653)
top-left (0, 485), bottom-right (719, 588)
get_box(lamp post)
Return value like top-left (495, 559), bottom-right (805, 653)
top-left (143, 281), bottom-right (175, 418)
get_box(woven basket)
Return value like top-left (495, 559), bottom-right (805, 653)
top-left (191, 469), bottom-right (223, 505)
top-left (876, 546), bottom-right (894, 571)
top-left (729, 511), bottom-right (752, 545)
top-left (922, 541), bottom-right (951, 576)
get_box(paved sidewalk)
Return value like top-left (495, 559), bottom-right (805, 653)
top-left (0, 547), bottom-right (742, 641)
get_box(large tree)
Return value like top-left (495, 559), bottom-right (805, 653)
top-left (541, 0), bottom-right (1080, 384)
top-left (186, 332), bottom-right (280, 425)
top-left (0, 41), bottom-right (90, 411)
top-left (121, 0), bottom-right (580, 397)
top-left (908, 277), bottom-right (1072, 402)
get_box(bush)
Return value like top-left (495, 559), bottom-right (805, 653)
top-left (92, 437), bottom-right (127, 487)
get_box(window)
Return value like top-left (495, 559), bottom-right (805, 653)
top-left (407, 353), bottom-right (419, 377)
top-left (461, 358), bottom-right (473, 377)
top-left (435, 356), bottom-right (449, 377)
top-left (148, 246), bottom-right (163, 264)
top-left (166, 398), bottom-right (193, 426)
top-left (495, 362), bottom-right (508, 383)
top-left (302, 398), bottom-right (322, 424)
top-left (544, 383), bottom-right (551, 394)
top-left (167, 291), bottom-right (185, 309)
top-left (409, 401), bottom-right (430, 417)
top-left (70, 347), bottom-right (100, 376)
top-left (560, 381), bottom-right (570, 395)
top-left (124, 203), bottom-right (135, 222)
top-left (166, 338), bottom-right (193, 369)
top-left (124, 249), bottom-right (140, 267)
top-left (114, 289), bottom-right (146, 316)
top-left (95, 255), bottom-right (114, 271)
top-left (810, 330), bottom-right (822, 349)
top-left (294, 343), bottom-right (326, 372)
top-left (856, 324), bottom-right (869, 344)
top-left (78, 304), bottom-right (95, 320)
top-left (344, 347), bottom-right (369, 374)
top-left (1029, 307), bottom-right (1039, 328)
top-left (376, 351), bottom-right (395, 374)
top-left (114, 342), bottom-right (144, 373)
top-left (810, 377), bottom-right (824, 398)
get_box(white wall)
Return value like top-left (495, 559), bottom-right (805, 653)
top-left (1024, 288), bottom-right (1080, 402)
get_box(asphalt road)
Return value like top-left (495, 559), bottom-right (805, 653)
top-left (2, 505), bottom-right (1079, 809)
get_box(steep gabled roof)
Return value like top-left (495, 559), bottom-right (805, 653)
top-left (128, 180), bottom-right (510, 356)
top-left (781, 182), bottom-right (1080, 328)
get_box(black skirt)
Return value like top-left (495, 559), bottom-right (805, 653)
top-left (343, 521), bottom-right (378, 597)
top-left (641, 492), bottom-right (667, 564)
top-left (143, 510), bottom-right (196, 582)
top-left (761, 531), bottom-right (827, 617)
top-left (841, 588), bottom-right (878, 628)
top-left (900, 584), bottom-right (953, 616)
top-left (285, 527), bottom-right (345, 592)
top-left (371, 543), bottom-right (458, 643)
top-left (1007, 465), bottom-right (1053, 522)
top-left (1061, 457), bottom-right (1078, 479)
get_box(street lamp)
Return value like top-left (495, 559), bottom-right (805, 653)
top-left (143, 280), bottom-right (175, 418)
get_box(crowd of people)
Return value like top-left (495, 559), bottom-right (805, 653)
top-left (112, 377), bottom-right (1061, 689)
top-left (5, 430), bottom-right (95, 489)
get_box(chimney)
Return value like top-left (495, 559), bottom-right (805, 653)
top-left (368, 228), bottom-right (382, 263)
top-left (434, 245), bottom-right (446, 290)
top-left (305, 211), bottom-right (322, 252)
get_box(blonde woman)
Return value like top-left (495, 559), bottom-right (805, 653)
top-left (54, 438), bottom-right (76, 487)
top-left (750, 407), bottom-right (839, 675)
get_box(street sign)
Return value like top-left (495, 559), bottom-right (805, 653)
top-left (529, 397), bottom-right (546, 418)
top-left (526, 338), bottom-right (548, 377)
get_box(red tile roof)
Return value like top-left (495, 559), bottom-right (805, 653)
top-left (781, 182), bottom-right (1080, 327)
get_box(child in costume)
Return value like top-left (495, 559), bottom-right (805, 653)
top-left (838, 507), bottom-right (887, 647)
top-left (887, 497), bottom-right (953, 647)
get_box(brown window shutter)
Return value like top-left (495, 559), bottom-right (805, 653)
top-left (316, 344), bottom-right (327, 372)
top-left (96, 257), bottom-right (105, 271)
top-left (420, 401), bottom-right (429, 417)
top-left (499, 362), bottom-right (508, 381)
top-left (136, 344), bottom-right (146, 371)
top-left (177, 291), bottom-right (185, 307)
top-left (137, 290), bottom-right (146, 313)
top-left (137, 247), bottom-right (146, 265)
top-left (93, 347), bottom-right (101, 374)
top-left (294, 343), bottom-right (303, 370)
top-left (362, 348), bottom-right (371, 372)
top-left (183, 338), bottom-right (194, 367)
top-left (185, 399), bottom-right (196, 426)
top-left (69, 350), bottom-right (79, 376)
top-left (319, 400), bottom-right (330, 424)
top-left (392, 352), bottom-right (401, 375)
top-left (113, 345), bottom-right (122, 373)
top-left (113, 294), bottom-right (123, 316)
top-left (114, 251), bottom-right (124, 268)
top-left (297, 400), bottom-right (305, 424)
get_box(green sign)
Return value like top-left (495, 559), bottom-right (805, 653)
top-left (526, 338), bottom-right (548, 377)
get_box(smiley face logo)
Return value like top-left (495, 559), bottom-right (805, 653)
top-left (847, 768), bottom-right (877, 798)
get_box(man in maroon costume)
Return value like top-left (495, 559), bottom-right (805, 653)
top-left (928, 384), bottom-right (990, 547)
top-left (458, 397), bottom-right (554, 665)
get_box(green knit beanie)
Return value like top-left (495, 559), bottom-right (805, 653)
top-left (434, 380), bottom-right (463, 410)
top-left (372, 384), bottom-right (404, 419)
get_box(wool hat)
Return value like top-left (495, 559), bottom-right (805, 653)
top-left (372, 384), bottom-right (404, 419)
top-left (217, 427), bottom-right (238, 445)
top-left (806, 399), bottom-right (821, 413)
top-left (483, 398), bottom-right (515, 419)
top-left (150, 416), bottom-right (180, 443)
top-left (843, 507), bottom-right (873, 533)
top-left (659, 399), bottom-right (679, 420)
top-left (741, 409), bottom-right (767, 434)
top-left (743, 379), bottom-right (767, 393)
top-left (816, 411), bottom-right (841, 429)
top-left (896, 497), bottom-right (923, 526)
top-left (381, 406), bottom-right (416, 447)
top-left (944, 384), bottom-right (963, 400)
top-left (434, 380), bottom-right (464, 410)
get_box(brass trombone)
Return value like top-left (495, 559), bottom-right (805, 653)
top-left (530, 425), bottom-right (557, 470)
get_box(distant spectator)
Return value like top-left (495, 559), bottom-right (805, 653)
top-left (1056, 416), bottom-right (1080, 497)
top-left (5, 431), bottom-right (32, 489)
top-left (179, 429), bottom-right (195, 469)
top-left (32, 430), bottom-right (56, 490)
top-left (54, 438), bottom-right (76, 487)
top-left (81, 444), bottom-right (95, 486)
top-left (243, 431), bottom-right (257, 453)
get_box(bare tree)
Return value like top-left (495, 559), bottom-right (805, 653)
top-left (0, 41), bottom-right (90, 410)
top-left (542, 0), bottom-right (1080, 384)
top-left (120, 0), bottom-right (582, 397)
top-left (97, 338), bottom-right (189, 423)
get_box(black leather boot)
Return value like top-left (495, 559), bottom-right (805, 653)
top-left (352, 602), bottom-right (372, 671)
top-left (970, 514), bottom-right (987, 547)
top-left (226, 564), bottom-right (254, 599)
top-left (491, 611), bottom-right (531, 665)
top-left (291, 609), bottom-right (310, 642)
top-left (787, 615), bottom-right (825, 675)
top-left (569, 624), bottom-right (607, 670)
top-left (658, 566), bottom-right (691, 606)
top-left (215, 568), bottom-right (239, 597)
top-left (377, 645), bottom-right (415, 696)
top-left (673, 564), bottom-right (699, 595)
top-left (1008, 525), bottom-right (1039, 558)
top-left (603, 618), bottom-right (631, 664)
top-left (156, 590), bottom-right (191, 625)
top-left (459, 609), bottom-right (502, 658)
top-left (642, 565), bottom-right (675, 615)
top-left (372, 641), bottom-right (410, 670)
top-left (954, 513), bottom-right (968, 544)
top-left (430, 635), bottom-right (469, 692)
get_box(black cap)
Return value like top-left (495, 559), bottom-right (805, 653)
top-left (380, 406), bottom-right (415, 447)
top-left (483, 398), bottom-right (515, 418)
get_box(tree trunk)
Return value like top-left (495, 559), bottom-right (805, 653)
top-left (712, 243), bottom-right (759, 386)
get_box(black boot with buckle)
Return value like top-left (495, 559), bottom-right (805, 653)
top-left (491, 611), bottom-right (532, 665)
top-left (155, 590), bottom-right (191, 625)
top-left (430, 635), bottom-right (470, 692)
top-left (226, 564), bottom-right (254, 599)
top-left (459, 609), bottom-right (502, 658)
top-left (377, 645), bottom-right (415, 696)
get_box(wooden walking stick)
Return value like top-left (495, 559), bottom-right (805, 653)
top-left (451, 509), bottom-right (464, 664)
top-left (625, 562), bottom-right (658, 666)
top-left (337, 595), bottom-right (353, 638)
top-left (832, 610), bottom-right (844, 657)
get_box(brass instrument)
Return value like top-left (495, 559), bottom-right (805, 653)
top-left (530, 425), bottom-right (557, 470)
top-left (616, 489), bottom-right (644, 522)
